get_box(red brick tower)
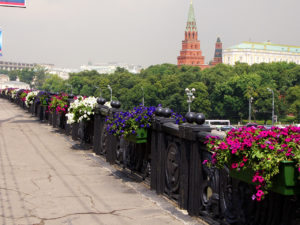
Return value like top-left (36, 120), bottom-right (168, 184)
top-left (211, 37), bottom-right (223, 66)
top-left (177, 0), bottom-right (208, 69)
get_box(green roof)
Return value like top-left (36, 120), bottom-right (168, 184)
top-left (185, 0), bottom-right (197, 32)
top-left (228, 41), bottom-right (300, 53)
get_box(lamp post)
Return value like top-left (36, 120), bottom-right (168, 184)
top-left (248, 96), bottom-right (253, 123)
top-left (185, 88), bottom-right (196, 112)
top-left (267, 88), bottom-right (275, 126)
top-left (141, 87), bottom-right (144, 106)
top-left (107, 85), bottom-right (112, 102)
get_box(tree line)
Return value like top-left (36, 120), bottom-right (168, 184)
top-left (3, 62), bottom-right (300, 123)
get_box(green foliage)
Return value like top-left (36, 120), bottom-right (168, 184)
top-left (25, 62), bottom-right (300, 123)
top-left (8, 70), bottom-right (18, 81)
top-left (42, 74), bottom-right (66, 93)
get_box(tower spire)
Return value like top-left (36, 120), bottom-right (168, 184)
top-left (211, 37), bottom-right (223, 66)
top-left (177, 1), bottom-right (208, 69)
top-left (186, 0), bottom-right (197, 32)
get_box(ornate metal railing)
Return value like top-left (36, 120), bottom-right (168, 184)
top-left (1, 93), bottom-right (299, 225)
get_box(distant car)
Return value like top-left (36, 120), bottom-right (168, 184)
top-left (246, 123), bottom-right (258, 127)
top-left (220, 125), bottom-right (235, 131)
top-left (264, 125), bottom-right (273, 129)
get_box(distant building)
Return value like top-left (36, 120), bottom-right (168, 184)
top-left (0, 60), bottom-right (55, 71)
top-left (223, 41), bottom-right (300, 65)
top-left (47, 68), bottom-right (75, 80)
top-left (80, 62), bottom-right (143, 74)
top-left (0, 61), bottom-right (36, 71)
top-left (177, 1), bottom-right (209, 69)
top-left (0, 81), bottom-right (30, 89)
top-left (210, 37), bottom-right (223, 66)
top-left (0, 74), bottom-right (9, 83)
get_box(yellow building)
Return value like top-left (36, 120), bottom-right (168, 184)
top-left (223, 41), bottom-right (300, 65)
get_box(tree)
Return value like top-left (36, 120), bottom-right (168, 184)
top-left (33, 66), bottom-right (47, 89)
top-left (7, 70), bottom-right (18, 81)
top-left (286, 86), bottom-right (300, 122)
top-left (42, 74), bottom-right (66, 93)
top-left (186, 82), bottom-right (211, 115)
top-left (19, 69), bottom-right (35, 86)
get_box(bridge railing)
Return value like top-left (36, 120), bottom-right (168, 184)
top-left (1, 92), bottom-right (299, 225)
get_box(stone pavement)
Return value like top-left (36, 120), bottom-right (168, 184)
top-left (0, 99), bottom-right (206, 225)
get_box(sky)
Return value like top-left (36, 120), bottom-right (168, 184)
top-left (0, 0), bottom-right (300, 69)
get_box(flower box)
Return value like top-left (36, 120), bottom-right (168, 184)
top-left (230, 161), bottom-right (300, 196)
top-left (125, 128), bottom-right (148, 144)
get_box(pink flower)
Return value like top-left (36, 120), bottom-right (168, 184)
top-left (256, 190), bottom-right (264, 197)
top-left (269, 145), bottom-right (274, 150)
top-left (202, 160), bottom-right (208, 165)
top-left (252, 176), bottom-right (258, 183)
top-left (212, 153), bottom-right (217, 159)
top-left (252, 174), bottom-right (265, 183)
top-left (258, 176), bottom-right (264, 183)
top-left (260, 144), bottom-right (266, 149)
top-left (243, 156), bottom-right (248, 162)
top-left (231, 163), bottom-right (238, 169)
top-left (219, 142), bottom-right (228, 150)
top-left (285, 138), bottom-right (292, 142)
top-left (239, 162), bottom-right (245, 167)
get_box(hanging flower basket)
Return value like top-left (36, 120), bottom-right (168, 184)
top-left (204, 126), bottom-right (300, 201)
top-left (124, 128), bottom-right (148, 144)
top-left (230, 161), bottom-right (300, 195)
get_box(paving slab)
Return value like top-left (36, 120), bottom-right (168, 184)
top-left (0, 99), bottom-right (207, 225)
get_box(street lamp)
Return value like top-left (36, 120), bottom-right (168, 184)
top-left (249, 96), bottom-right (253, 123)
top-left (185, 88), bottom-right (196, 112)
top-left (107, 85), bottom-right (112, 102)
top-left (267, 88), bottom-right (275, 126)
top-left (141, 87), bottom-right (144, 106)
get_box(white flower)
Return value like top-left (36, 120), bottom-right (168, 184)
top-left (104, 101), bottom-right (112, 108)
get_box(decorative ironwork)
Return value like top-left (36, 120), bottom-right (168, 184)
top-left (199, 151), bottom-right (220, 218)
top-left (99, 124), bottom-right (108, 155)
top-left (115, 136), bottom-right (122, 164)
top-left (78, 120), bottom-right (93, 144)
top-left (165, 142), bottom-right (180, 197)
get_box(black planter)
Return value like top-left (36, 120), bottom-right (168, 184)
top-left (78, 119), bottom-right (94, 144)
top-left (72, 123), bottom-right (79, 140)
top-left (56, 112), bottom-right (66, 129)
top-left (52, 112), bottom-right (57, 128)
top-left (34, 102), bottom-right (39, 117)
top-left (42, 106), bottom-right (48, 122)
top-left (48, 112), bottom-right (53, 125)
top-left (65, 123), bottom-right (72, 136)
